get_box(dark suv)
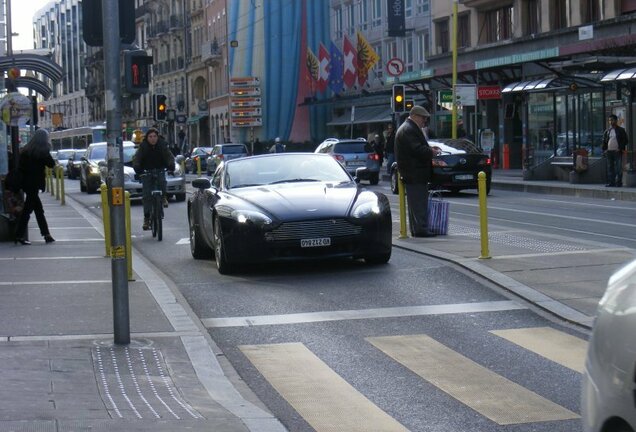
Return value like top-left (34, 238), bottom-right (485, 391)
top-left (314, 138), bottom-right (381, 184)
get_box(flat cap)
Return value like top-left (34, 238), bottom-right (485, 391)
top-left (410, 105), bottom-right (430, 117)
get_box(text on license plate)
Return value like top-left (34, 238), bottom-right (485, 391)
top-left (455, 174), bottom-right (474, 180)
top-left (347, 161), bottom-right (365, 166)
top-left (300, 238), bottom-right (331, 248)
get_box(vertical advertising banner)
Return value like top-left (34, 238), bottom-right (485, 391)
top-left (387, 0), bottom-right (406, 37)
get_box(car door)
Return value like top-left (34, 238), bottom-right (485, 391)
top-left (201, 167), bottom-right (223, 246)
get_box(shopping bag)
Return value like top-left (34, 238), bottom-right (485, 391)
top-left (427, 192), bottom-right (449, 235)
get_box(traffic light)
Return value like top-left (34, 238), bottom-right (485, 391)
top-left (405, 99), bottom-right (414, 111)
top-left (82, 0), bottom-right (135, 46)
top-left (124, 50), bottom-right (153, 94)
top-left (154, 94), bottom-right (167, 121)
top-left (39, 105), bottom-right (45, 117)
top-left (392, 84), bottom-right (405, 113)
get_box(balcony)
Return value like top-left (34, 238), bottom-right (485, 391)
top-left (460, 0), bottom-right (508, 8)
top-left (201, 40), bottom-right (222, 66)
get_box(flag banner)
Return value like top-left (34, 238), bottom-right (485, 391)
top-left (328, 41), bottom-right (344, 94)
top-left (306, 47), bottom-right (319, 81)
top-left (317, 43), bottom-right (330, 92)
top-left (343, 35), bottom-right (357, 88)
top-left (356, 31), bottom-right (379, 86)
top-left (387, 0), bottom-right (406, 37)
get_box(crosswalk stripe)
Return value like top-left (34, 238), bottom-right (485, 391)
top-left (240, 342), bottom-right (409, 432)
top-left (367, 334), bottom-right (579, 425)
top-left (490, 327), bottom-right (587, 373)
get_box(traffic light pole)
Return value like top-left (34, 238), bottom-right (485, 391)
top-left (102, 0), bottom-right (130, 345)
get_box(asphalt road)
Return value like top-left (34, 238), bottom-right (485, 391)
top-left (64, 178), bottom-right (604, 432)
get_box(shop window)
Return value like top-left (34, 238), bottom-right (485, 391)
top-left (522, 0), bottom-right (539, 35)
top-left (550, 0), bottom-right (567, 30)
top-left (435, 18), bottom-right (449, 54)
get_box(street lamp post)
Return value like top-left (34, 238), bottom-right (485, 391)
top-left (451, 0), bottom-right (458, 139)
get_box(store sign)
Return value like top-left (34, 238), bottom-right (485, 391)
top-left (477, 86), bottom-right (501, 100)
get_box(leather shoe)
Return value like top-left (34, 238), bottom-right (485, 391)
top-left (605, 183), bottom-right (615, 187)
top-left (413, 231), bottom-right (437, 238)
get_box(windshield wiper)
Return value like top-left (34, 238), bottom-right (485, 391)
top-left (268, 178), bottom-right (320, 184)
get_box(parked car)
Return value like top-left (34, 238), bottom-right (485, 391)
top-left (315, 138), bottom-right (382, 185)
top-left (582, 258), bottom-right (636, 432)
top-left (206, 143), bottom-right (250, 175)
top-left (97, 142), bottom-right (186, 201)
top-left (390, 138), bottom-right (492, 195)
top-left (188, 153), bottom-right (392, 274)
top-left (67, 152), bottom-right (83, 180)
top-left (185, 147), bottom-right (214, 174)
top-left (54, 149), bottom-right (77, 175)
top-left (80, 142), bottom-right (110, 193)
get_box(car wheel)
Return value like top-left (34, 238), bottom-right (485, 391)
top-left (80, 176), bottom-right (86, 192)
top-left (486, 180), bottom-right (491, 196)
top-left (369, 172), bottom-right (379, 185)
top-left (189, 211), bottom-right (212, 259)
top-left (390, 170), bottom-right (399, 194)
top-left (449, 188), bottom-right (461, 195)
top-left (175, 193), bottom-right (186, 202)
top-left (364, 251), bottom-right (391, 265)
top-left (213, 216), bottom-right (234, 274)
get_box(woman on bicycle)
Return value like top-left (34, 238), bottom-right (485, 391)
top-left (132, 128), bottom-right (175, 230)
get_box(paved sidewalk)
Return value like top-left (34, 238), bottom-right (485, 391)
top-left (0, 193), bottom-right (286, 432)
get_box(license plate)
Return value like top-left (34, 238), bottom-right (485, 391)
top-left (300, 238), bottom-right (331, 248)
top-left (347, 161), bottom-right (365, 166)
top-left (455, 174), bottom-right (474, 180)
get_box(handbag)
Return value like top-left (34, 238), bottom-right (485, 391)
top-left (427, 191), bottom-right (449, 235)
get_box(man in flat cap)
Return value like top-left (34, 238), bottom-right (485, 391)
top-left (394, 105), bottom-right (440, 237)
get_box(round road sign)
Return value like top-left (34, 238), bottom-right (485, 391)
top-left (386, 58), bottom-right (405, 77)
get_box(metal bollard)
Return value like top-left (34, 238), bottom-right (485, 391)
top-left (180, 159), bottom-right (185, 174)
top-left (48, 167), bottom-right (55, 195)
top-left (397, 171), bottom-right (408, 239)
top-left (100, 184), bottom-right (111, 257)
top-left (196, 157), bottom-right (201, 176)
top-left (59, 166), bottom-right (65, 206)
top-left (55, 166), bottom-right (62, 201)
top-left (125, 191), bottom-right (133, 281)
top-left (478, 171), bottom-right (491, 259)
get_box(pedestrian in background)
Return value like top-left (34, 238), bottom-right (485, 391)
top-left (373, 134), bottom-right (384, 162)
top-left (394, 105), bottom-right (440, 238)
top-left (14, 129), bottom-right (56, 245)
top-left (602, 114), bottom-right (628, 187)
top-left (384, 123), bottom-right (396, 175)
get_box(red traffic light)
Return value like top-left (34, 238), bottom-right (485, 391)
top-left (38, 106), bottom-right (45, 114)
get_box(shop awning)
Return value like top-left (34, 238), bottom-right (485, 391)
top-left (187, 114), bottom-right (206, 123)
top-left (327, 106), bottom-right (393, 126)
top-left (600, 67), bottom-right (636, 82)
top-left (502, 76), bottom-right (601, 93)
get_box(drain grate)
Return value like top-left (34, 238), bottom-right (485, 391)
top-left (93, 346), bottom-right (202, 420)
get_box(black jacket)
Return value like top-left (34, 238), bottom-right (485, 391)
top-left (602, 125), bottom-right (628, 152)
top-left (19, 150), bottom-right (55, 193)
top-left (133, 137), bottom-right (175, 174)
top-left (394, 118), bottom-right (434, 184)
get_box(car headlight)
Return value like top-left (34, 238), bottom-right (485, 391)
top-left (352, 200), bottom-right (381, 218)
top-left (89, 165), bottom-right (100, 174)
top-left (173, 164), bottom-right (183, 176)
top-left (230, 209), bottom-right (272, 226)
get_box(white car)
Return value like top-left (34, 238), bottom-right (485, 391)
top-left (582, 259), bottom-right (636, 432)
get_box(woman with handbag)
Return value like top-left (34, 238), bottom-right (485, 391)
top-left (14, 129), bottom-right (56, 245)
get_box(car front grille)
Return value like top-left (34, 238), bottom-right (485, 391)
top-left (266, 219), bottom-right (362, 241)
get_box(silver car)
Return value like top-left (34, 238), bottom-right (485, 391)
top-left (582, 258), bottom-right (636, 432)
top-left (206, 143), bottom-right (249, 175)
top-left (314, 138), bottom-right (381, 185)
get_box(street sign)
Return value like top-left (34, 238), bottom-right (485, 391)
top-left (455, 85), bottom-right (477, 106)
top-left (231, 97), bottom-right (261, 108)
top-left (439, 90), bottom-right (453, 103)
top-left (231, 117), bottom-right (262, 127)
top-left (477, 86), bottom-right (501, 100)
top-left (230, 77), bottom-right (260, 87)
top-left (386, 58), bottom-right (405, 77)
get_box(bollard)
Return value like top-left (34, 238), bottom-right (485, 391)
top-left (478, 171), bottom-right (491, 259)
top-left (397, 171), bottom-right (408, 239)
top-left (55, 166), bottom-right (63, 201)
top-left (59, 167), bottom-right (65, 206)
top-left (502, 144), bottom-right (510, 170)
top-left (196, 157), bottom-right (201, 176)
top-left (100, 184), bottom-right (111, 257)
top-left (180, 159), bottom-right (185, 175)
top-left (125, 191), bottom-right (133, 281)
top-left (48, 167), bottom-right (55, 195)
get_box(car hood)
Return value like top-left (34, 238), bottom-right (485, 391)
top-left (229, 182), bottom-right (359, 219)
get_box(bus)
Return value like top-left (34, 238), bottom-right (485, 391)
top-left (49, 126), bottom-right (107, 150)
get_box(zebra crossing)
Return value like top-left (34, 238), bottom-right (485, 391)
top-left (239, 326), bottom-right (586, 432)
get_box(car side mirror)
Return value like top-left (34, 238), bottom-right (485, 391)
top-left (97, 160), bottom-right (107, 168)
top-left (175, 155), bottom-right (185, 163)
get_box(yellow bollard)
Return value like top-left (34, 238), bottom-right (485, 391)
top-left (48, 167), bottom-right (54, 195)
top-left (100, 184), bottom-right (111, 257)
top-left (397, 171), bottom-right (408, 239)
top-left (125, 191), bottom-right (133, 281)
top-left (180, 158), bottom-right (185, 174)
top-left (196, 157), bottom-right (201, 176)
top-left (55, 166), bottom-right (62, 201)
top-left (59, 167), bottom-right (65, 206)
top-left (478, 171), bottom-right (491, 259)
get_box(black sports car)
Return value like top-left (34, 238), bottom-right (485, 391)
top-left (188, 153), bottom-right (392, 274)
top-left (390, 138), bottom-right (492, 195)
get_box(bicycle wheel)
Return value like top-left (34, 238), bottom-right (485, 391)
top-left (155, 193), bottom-right (163, 241)
top-left (151, 194), bottom-right (159, 238)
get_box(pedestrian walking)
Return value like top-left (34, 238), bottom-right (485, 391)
top-left (602, 114), bottom-right (628, 187)
top-left (384, 123), bottom-right (396, 175)
top-left (14, 129), bottom-right (56, 245)
top-left (394, 105), bottom-right (440, 238)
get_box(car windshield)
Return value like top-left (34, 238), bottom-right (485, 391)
top-left (222, 145), bottom-right (247, 154)
top-left (432, 139), bottom-right (480, 154)
top-left (57, 150), bottom-right (74, 159)
top-left (333, 142), bottom-right (370, 153)
top-left (225, 154), bottom-right (351, 189)
top-left (90, 146), bottom-right (107, 160)
top-left (123, 146), bottom-right (136, 163)
top-left (194, 147), bottom-right (213, 156)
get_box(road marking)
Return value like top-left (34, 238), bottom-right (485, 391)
top-left (490, 327), bottom-right (587, 373)
top-left (176, 237), bottom-right (190, 245)
top-left (367, 334), bottom-right (579, 425)
top-left (202, 300), bottom-right (525, 328)
top-left (0, 256), bottom-right (104, 261)
top-left (0, 280), bottom-right (111, 286)
top-left (527, 197), bottom-right (636, 210)
top-left (240, 342), bottom-right (409, 432)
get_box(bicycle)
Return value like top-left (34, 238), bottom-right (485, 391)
top-left (140, 169), bottom-right (166, 241)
